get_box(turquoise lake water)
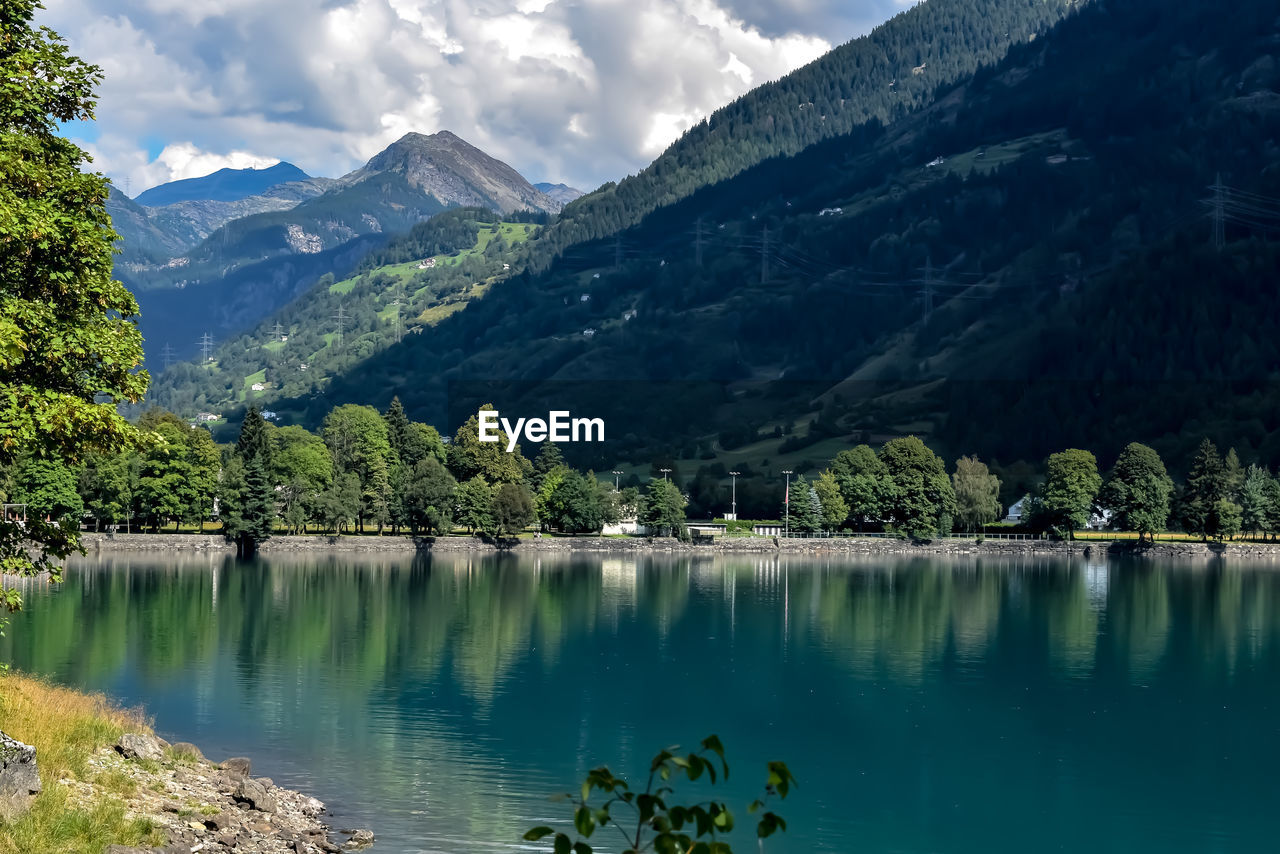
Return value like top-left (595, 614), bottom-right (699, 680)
top-left (3, 552), bottom-right (1279, 853)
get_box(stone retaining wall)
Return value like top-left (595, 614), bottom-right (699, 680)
top-left (76, 532), bottom-right (1280, 561)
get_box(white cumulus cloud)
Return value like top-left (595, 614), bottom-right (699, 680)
top-left (45, 0), bottom-right (900, 194)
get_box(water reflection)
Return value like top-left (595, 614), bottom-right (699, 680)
top-left (3, 553), bottom-right (1280, 853)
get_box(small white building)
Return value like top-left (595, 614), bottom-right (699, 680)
top-left (195, 412), bottom-right (219, 423)
top-left (417, 258), bottom-right (437, 270)
top-left (1004, 496), bottom-right (1028, 523)
top-left (251, 382), bottom-right (266, 392)
top-left (583, 328), bottom-right (596, 337)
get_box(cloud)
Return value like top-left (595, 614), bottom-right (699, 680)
top-left (47, 1), bottom-right (895, 194)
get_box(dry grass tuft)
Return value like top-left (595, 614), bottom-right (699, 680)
top-left (0, 670), bottom-right (164, 853)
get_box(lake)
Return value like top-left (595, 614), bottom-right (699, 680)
top-left (3, 551), bottom-right (1279, 853)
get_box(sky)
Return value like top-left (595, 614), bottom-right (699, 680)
top-left (47, 0), bottom-right (917, 195)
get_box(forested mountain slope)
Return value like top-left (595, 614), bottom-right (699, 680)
top-left (522, 0), bottom-right (1086, 269)
top-left (237, 0), bottom-right (1280, 484)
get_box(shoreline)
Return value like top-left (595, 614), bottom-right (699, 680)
top-left (0, 671), bottom-right (372, 854)
top-left (77, 532), bottom-right (1280, 560)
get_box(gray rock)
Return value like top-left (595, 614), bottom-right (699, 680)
top-left (202, 811), bottom-right (236, 832)
top-left (233, 776), bottom-right (278, 813)
top-left (220, 756), bottom-right (252, 777)
top-left (345, 829), bottom-right (375, 849)
top-left (115, 732), bottom-right (166, 762)
top-left (300, 795), bottom-right (326, 817)
top-left (170, 741), bottom-right (206, 763)
top-left (103, 847), bottom-right (151, 854)
top-left (0, 730), bottom-right (41, 821)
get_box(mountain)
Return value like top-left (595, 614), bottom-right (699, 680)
top-left (118, 132), bottom-right (557, 358)
top-left (195, 0), bottom-right (1279, 498)
top-left (340, 131), bottom-right (560, 215)
top-left (133, 161), bottom-right (313, 206)
top-left (522, 0), bottom-right (1085, 271)
top-left (535, 183), bottom-right (584, 204)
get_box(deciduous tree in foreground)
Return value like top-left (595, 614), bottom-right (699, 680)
top-left (1, 0), bottom-right (148, 614)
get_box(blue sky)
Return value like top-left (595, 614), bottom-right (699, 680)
top-left (48, 0), bottom-right (917, 194)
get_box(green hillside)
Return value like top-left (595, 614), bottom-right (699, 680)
top-left (144, 209), bottom-right (537, 415)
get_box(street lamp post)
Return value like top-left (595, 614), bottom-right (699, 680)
top-left (659, 468), bottom-right (671, 481)
top-left (612, 470), bottom-right (624, 491)
top-left (728, 471), bottom-right (739, 520)
top-left (782, 470), bottom-right (793, 537)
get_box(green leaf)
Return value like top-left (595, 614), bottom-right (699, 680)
top-left (574, 805), bottom-right (596, 838)
top-left (554, 832), bottom-right (573, 854)
top-left (523, 827), bottom-right (555, 841)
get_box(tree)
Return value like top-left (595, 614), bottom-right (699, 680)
top-left (1038, 449), bottom-right (1101, 539)
top-left (1223, 448), bottom-right (1245, 499)
top-left (448, 404), bottom-right (530, 484)
top-left (952, 455), bottom-right (1001, 533)
top-left (400, 458), bottom-right (455, 535)
top-left (1260, 474), bottom-right (1280, 542)
top-left (322, 404), bottom-right (393, 533)
top-left (829, 445), bottom-right (890, 530)
top-left (1101, 443), bottom-right (1173, 542)
top-left (14, 455), bottom-right (81, 521)
top-left (524, 736), bottom-right (793, 854)
top-left (235, 406), bottom-right (272, 469)
top-left (532, 440), bottom-right (565, 491)
top-left (492, 482), bottom-right (535, 536)
top-left (641, 478), bottom-right (688, 538)
top-left (1213, 498), bottom-right (1242, 542)
top-left (272, 425), bottom-right (333, 532)
top-left (78, 450), bottom-right (137, 531)
top-left (455, 475), bottom-right (496, 535)
top-left (1, 0), bottom-right (149, 615)
top-left (812, 470), bottom-right (848, 531)
top-left (543, 470), bottom-right (611, 535)
top-left (316, 472), bottom-right (361, 534)
top-left (879, 437), bottom-right (956, 539)
top-left (1178, 438), bottom-right (1229, 540)
top-left (222, 410), bottom-right (277, 554)
top-left (1238, 465), bottom-right (1271, 539)
top-left (785, 476), bottom-right (822, 533)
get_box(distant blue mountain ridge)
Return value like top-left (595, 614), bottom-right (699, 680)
top-left (133, 161), bottom-right (313, 206)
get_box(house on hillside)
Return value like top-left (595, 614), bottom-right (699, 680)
top-left (417, 258), bottom-right (436, 270)
top-left (251, 382), bottom-right (266, 392)
top-left (195, 412), bottom-right (219, 423)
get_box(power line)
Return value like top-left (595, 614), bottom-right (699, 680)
top-left (197, 333), bottom-right (214, 363)
top-left (761, 226), bottom-right (770, 284)
top-left (273, 321), bottom-right (284, 341)
top-left (917, 256), bottom-right (940, 324)
top-left (332, 304), bottom-right (346, 348)
top-left (160, 343), bottom-right (175, 370)
top-left (1209, 173), bottom-right (1226, 250)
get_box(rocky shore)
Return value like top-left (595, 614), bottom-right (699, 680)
top-left (86, 733), bottom-right (371, 854)
top-left (78, 531), bottom-right (1280, 561)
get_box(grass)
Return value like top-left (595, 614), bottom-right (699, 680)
top-left (0, 671), bottom-right (165, 854)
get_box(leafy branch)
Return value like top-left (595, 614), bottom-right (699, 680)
top-left (524, 735), bottom-right (795, 854)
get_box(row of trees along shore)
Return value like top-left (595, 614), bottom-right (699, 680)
top-left (788, 437), bottom-right (1273, 543)
top-left (2, 394), bottom-right (1275, 551)
top-left (3, 402), bottom-right (690, 554)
